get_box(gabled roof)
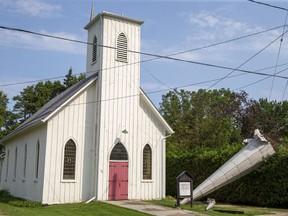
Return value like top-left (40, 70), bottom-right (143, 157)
top-left (2, 73), bottom-right (98, 142)
top-left (139, 88), bottom-right (174, 134)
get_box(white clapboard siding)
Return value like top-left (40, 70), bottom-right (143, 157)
top-left (0, 125), bottom-right (46, 202)
top-left (1, 11), bottom-right (172, 204)
top-left (42, 81), bottom-right (97, 204)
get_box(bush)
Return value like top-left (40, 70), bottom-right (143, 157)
top-left (166, 143), bottom-right (288, 208)
top-left (0, 190), bottom-right (41, 208)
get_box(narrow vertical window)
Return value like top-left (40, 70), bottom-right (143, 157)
top-left (5, 150), bottom-right (9, 180)
top-left (14, 148), bottom-right (17, 179)
top-left (23, 144), bottom-right (27, 179)
top-left (92, 36), bottom-right (97, 63)
top-left (143, 144), bottom-right (152, 180)
top-left (63, 139), bottom-right (76, 180)
top-left (116, 33), bottom-right (128, 62)
top-left (35, 140), bottom-right (40, 179)
top-left (0, 160), bottom-right (3, 182)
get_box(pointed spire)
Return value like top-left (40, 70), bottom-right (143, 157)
top-left (90, 1), bottom-right (94, 21)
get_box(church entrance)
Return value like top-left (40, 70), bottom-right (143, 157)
top-left (108, 142), bottom-right (128, 200)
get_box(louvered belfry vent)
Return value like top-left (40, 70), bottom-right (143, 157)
top-left (117, 33), bottom-right (128, 62)
top-left (92, 36), bottom-right (97, 63)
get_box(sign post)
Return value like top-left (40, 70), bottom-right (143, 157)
top-left (176, 171), bottom-right (193, 208)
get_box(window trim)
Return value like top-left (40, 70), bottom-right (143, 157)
top-left (62, 138), bottom-right (77, 182)
top-left (5, 150), bottom-right (9, 181)
top-left (109, 142), bottom-right (129, 161)
top-left (116, 32), bottom-right (128, 63)
top-left (142, 144), bottom-right (152, 181)
top-left (13, 147), bottom-right (17, 180)
top-left (35, 140), bottom-right (40, 180)
top-left (92, 35), bottom-right (97, 64)
top-left (23, 143), bottom-right (27, 180)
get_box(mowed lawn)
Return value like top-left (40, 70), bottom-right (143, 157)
top-left (0, 201), bottom-right (150, 216)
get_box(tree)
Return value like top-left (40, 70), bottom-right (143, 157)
top-left (63, 67), bottom-right (86, 88)
top-left (241, 99), bottom-right (288, 142)
top-left (0, 91), bottom-right (17, 143)
top-left (160, 88), bottom-right (250, 151)
top-left (13, 68), bottom-right (85, 123)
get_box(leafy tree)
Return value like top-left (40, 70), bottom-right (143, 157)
top-left (63, 67), bottom-right (86, 88)
top-left (13, 68), bottom-right (85, 123)
top-left (0, 91), bottom-right (17, 143)
top-left (241, 99), bottom-right (288, 142)
top-left (160, 88), bottom-right (251, 151)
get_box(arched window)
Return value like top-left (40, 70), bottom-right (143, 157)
top-left (92, 35), bottom-right (97, 63)
top-left (143, 144), bottom-right (152, 180)
top-left (35, 140), bottom-right (40, 179)
top-left (5, 150), bottom-right (9, 180)
top-left (23, 144), bottom-right (27, 179)
top-left (116, 33), bottom-right (128, 62)
top-left (14, 147), bottom-right (17, 179)
top-left (63, 139), bottom-right (76, 180)
top-left (110, 142), bottom-right (128, 160)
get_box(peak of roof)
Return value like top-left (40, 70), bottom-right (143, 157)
top-left (2, 73), bottom-right (98, 143)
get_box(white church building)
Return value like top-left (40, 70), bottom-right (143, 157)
top-left (0, 11), bottom-right (173, 204)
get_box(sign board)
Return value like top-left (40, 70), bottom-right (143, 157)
top-left (176, 171), bottom-right (193, 208)
top-left (179, 182), bottom-right (191, 196)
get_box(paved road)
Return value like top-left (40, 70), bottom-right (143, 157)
top-left (106, 200), bottom-right (207, 216)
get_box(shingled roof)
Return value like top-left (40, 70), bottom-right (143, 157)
top-left (2, 73), bottom-right (98, 142)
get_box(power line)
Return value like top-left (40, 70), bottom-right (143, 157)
top-left (1, 24), bottom-right (286, 60)
top-left (2, 24), bottom-right (288, 93)
top-left (248, 0), bottom-right (288, 12)
top-left (234, 66), bottom-right (288, 91)
top-left (0, 25), bottom-right (287, 79)
top-left (269, 11), bottom-right (288, 101)
top-left (207, 28), bottom-right (288, 89)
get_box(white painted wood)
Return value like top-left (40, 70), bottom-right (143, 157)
top-left (1, 11), bottom-right (172, 204)
top-left (42, 81), bottom-right (97, 204)
top-left (0, 125), bottom-right (46, 202)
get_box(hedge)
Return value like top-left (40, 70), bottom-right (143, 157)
top-left (166, 143), bottom-right (288, 208)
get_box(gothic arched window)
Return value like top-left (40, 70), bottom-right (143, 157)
top-left (143, 144), bottom-right (152, 180)
top-left (35, 140), bottom-right (40, 179)
top-left (63, 139), bottom-right (76, 180)
top-left (110, 142), bottom-right (128, 160)
top-left (116, 33), bottom-right (128, 62)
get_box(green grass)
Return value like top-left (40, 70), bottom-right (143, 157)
top-left (0, 190), bottom-right (149, 216)
top-left (148, 197), bottom-right (283, 216)
top-left (0, 201), bottom-right (150, 216)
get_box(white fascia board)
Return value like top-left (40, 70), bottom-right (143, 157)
top-left (42, 77), bottom-right (97, 123)
top-left (139, 88), bottom-right (174, 134)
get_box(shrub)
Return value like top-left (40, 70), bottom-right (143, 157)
top-left (166, 143), bottom-right (288, 208)
top-left (0, 190), bottom-right (41, 208)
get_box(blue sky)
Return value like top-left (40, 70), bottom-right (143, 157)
top-left (1, 0), bottom-right (288, 109)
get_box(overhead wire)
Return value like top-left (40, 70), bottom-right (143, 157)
top-left (234, 66), bottom-right (288, 91)
top-left (15, 65), bottom-right (288, 112)
top-left (1, 24), bottom-right (288, 87)
top-left (2, 23), bottom-right (288, 103)
top-left (269, 11), bottom-right (288, 101)
top-left (248, 0), bottom-right (288, 12)
top-left (207, 28), bottom-right (288, 89)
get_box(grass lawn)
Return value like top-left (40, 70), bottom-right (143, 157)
top-left (149, 198), bottom-right (288, 216)
top-left (0, 200), bottom-right (150, 216)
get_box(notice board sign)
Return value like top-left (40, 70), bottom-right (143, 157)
top-left (176, 171), bottom-right (193, 207)
top-left (179, 182), bottom-right (191, 196)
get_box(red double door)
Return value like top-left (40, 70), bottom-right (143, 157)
top-left (108, 162), bottom-right (128, 200)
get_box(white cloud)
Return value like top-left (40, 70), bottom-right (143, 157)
top-left (177, 10), bottom-right (288, 63)
top-left (0, 28), bottom-right (86, 55)
top-left (0, 0), bottom-right (61, 17)
top-left (188, 10), bottom-right (254, 39)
